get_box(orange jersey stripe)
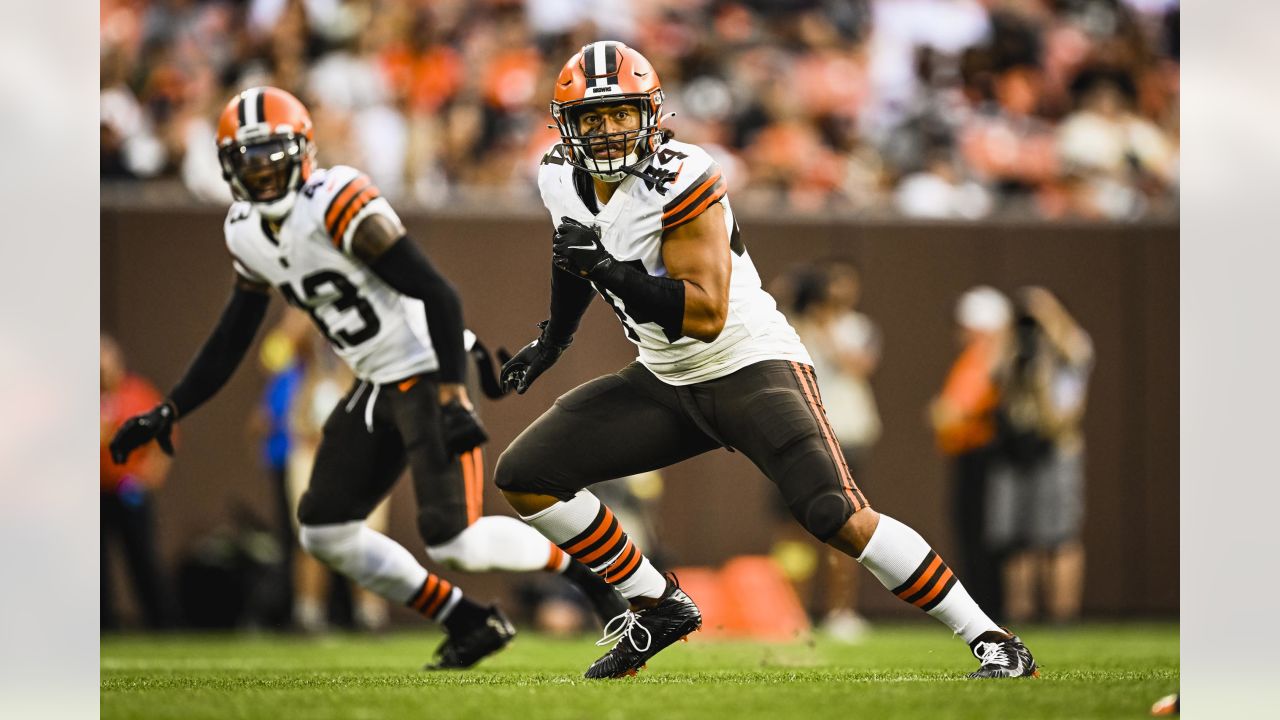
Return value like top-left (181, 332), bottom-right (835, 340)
top-left (332, 187), bottom-right (380, 245)
top-left (324, 176), bottom-right (370, 231)
top-left (895, 555), bottom-right (943, 601)
top-left (913, 568), bottom-right (955, 608)
top-left (662, 170), bottom-right (723, 220)
top-left (662, 190), bottom-right (726, 231)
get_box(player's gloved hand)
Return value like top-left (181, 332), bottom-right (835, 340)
top-left (552, 217), bottom-right (616, 280)
top-left (109, 402), bottom-right (177, 464)
top-left (500, 321), bottom-right (570, 395)
top-left (440, 400), bottom-right (488, 456)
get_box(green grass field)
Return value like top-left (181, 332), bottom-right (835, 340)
top-left (101, 622), bottom-right (1177, 720)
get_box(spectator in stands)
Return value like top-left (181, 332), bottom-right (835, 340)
top-left (99, 0), bottom-right (1179, 217)
top-left (101, 334), bottom-right (174, 630)
top-left (987, 287), bottom-right (1093, 624)
top-left (928, 286), bottom-right (1011, 617)
top-left (1057, 66), bottom-right (1177, 219)
top-left (894, 137), bottom-right (993, 219)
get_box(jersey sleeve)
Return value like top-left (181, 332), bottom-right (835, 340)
top-left (223, 203), bottom-right (268, 284)
top-left (537, 143), bottom-right (572, 229)
top-left (659, 145), bottom-right (726, 233)
top-left (312, 165), bottom-right (404, 255)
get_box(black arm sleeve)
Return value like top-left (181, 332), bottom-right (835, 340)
top-left (594, 262), bottom-right (686, 343)
top-left (168, 285), bottom-right (270, 418)
top-left (369, 236), bottom-right (466, 382)
top-left (545, 264), bottom-right (595, 345)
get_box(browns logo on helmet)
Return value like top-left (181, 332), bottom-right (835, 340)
top-left (216, 87), bottom-right (316, 219)
top-left (551, 41), bottom-right (667, 182)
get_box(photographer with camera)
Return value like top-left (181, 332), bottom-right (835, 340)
top-left (987, 287), bottom-right (1094, 625)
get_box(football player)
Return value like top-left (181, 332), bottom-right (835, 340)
top-left (109, 87), bottom-right (626, 668)
top-left (496, 42), bottom-right (1039, 679)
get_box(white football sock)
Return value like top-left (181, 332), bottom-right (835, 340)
top-left (857, 513), bottom-right (1001, 643)
top-left (522, 491), bottom-right (668, 600)
top-left (299, 521), bottom-right (427, 604)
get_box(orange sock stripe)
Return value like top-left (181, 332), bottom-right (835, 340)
top-left (563, 507), bottom-right (617, 556)
top-left (895, 555), bottom-right (943, 602)
top-left (603, 542), bottom-right (642, 584)
top-left (790, 362), bottom-right (864, 512)
top-left (421, 579), bottom-right (454, 617)
top-left (577, 522), bottom-right (625, 565)
top-left (411, 575), bottom-right (440, 611)
top-left (544, 544), bottom-right (567, 572)
top-left (912, 567), bottom-right (955, 609)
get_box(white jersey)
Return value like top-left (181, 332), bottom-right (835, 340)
top-left (538, 138), bottom-right (810, 385)
top-left (224, 165), bottom-right (438, 383)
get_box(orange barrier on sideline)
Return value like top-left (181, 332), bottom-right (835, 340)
top-left (671, 556), bottom-right (810, 641)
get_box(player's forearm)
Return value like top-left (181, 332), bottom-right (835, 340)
top-left (545, 264), bottom-right (595, 345)
top-left (369, 236), bottom-right (467, 383)
top-left (596, 262), bottom-right (727, 343)
top-left (593, 262), bottom-right (688, 342)
top-left (168, 285), bottom-right (270, 417)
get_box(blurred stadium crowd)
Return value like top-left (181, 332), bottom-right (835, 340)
top-left (101, 0), bottom-right (1178, 219)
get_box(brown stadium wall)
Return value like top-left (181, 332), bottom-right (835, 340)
top-left (101, 207), bottom-right (1178, 621)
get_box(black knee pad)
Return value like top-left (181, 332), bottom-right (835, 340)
top-left (492, 448), bottom-right (527, 493)
top-left (793, 491), bottom-right (855, 542)
top-left (417, 505), bottom-right (469, 547)
top-left (493, 445), bottom-right (577, 500)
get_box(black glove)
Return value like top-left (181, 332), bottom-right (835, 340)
top-left (469, 336), bottom-right (510, 399)
top-left (109, 402), bottom-right (177, 464)
top-left (440, 400), bottom-right (488, 456)
top-left (552, 217), bottom-right (616, 280)
top-left (500, 321), bottom-right (571, 395)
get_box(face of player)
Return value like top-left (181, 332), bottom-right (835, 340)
top-left (224, 137), bottom-right (301, 203)
top-left (574, 102), bottom-right (642, 160)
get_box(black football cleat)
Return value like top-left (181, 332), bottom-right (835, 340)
top-left (967, 631), bottom-right (1040, 678)
top-left (425, 605), bottom-right (516, 670)
top-left (584, 573), bottom-right (701, 679)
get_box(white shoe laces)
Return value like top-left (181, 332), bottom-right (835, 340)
top-left (596, 609), bottom-right (652, 653)
top-left (974, 641), bottom-right (1012, 668)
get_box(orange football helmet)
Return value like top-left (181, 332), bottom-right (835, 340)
top-left (215, 87), bottom-right (315, 219)
top-left (551, 41), bottom-right (666, 181)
